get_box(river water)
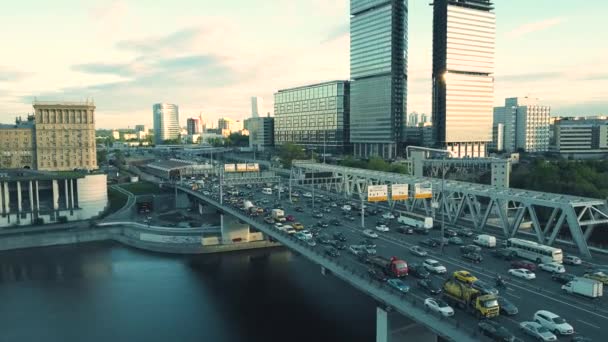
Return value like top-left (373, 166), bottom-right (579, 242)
top-left (0, 242), bottom-right (376, 342)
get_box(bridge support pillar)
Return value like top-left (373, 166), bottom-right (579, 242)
top-left (376, 307), bottom-right (389, 342)
top-left (221, 214), bottom-right (251, 244)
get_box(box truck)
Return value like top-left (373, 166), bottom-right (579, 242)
top-left (562, 277), bottom-right (603, 298)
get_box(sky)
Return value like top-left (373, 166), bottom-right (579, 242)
top-left (0, 0), bottom-right (607, 129)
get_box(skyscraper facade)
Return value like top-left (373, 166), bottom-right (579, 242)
top-left (153, 103), bottom-right (180, 144)
top-left (408, 112), bottom-right (419, 127)
top-left (186, 117), bottom-right (202, 135)
top-left (421, 113), bottom-right (428, 124)
top-left (432, 0), bottom-right (495, 158)
top-left (493, 97), bottom-right (551, 153)
top-left (350, 0), bottom-right (408, 159)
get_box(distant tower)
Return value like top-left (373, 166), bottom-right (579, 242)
top-left (421, 113), bottom-right (428, 124)
top-left (153, 103), bottom-right (180, 144)
top-left (251, 97), bottom-right (263, 118)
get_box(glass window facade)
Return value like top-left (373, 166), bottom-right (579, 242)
top-left (273, 81), bottom-right (350, 153)
top-left (350, 0), bottom-right (408, 159)
top-left (153, 103), bottom-right (180, 144)
top-left (432, 0), bottom-right (495, 158)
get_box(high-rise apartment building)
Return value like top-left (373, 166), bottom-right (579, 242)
top-left (186, 117), bottom-right (202, 135)
top-left (274, 80), bottom-right (350, 153)
top-left (493, 97), bottom-right (551, 153)
top-left (244, 116), bottom-right (274, 151)
top-left (421, 113), bottom-right (429, 124)
top-left (153, 103), bottom-right (180, 144)
top-left (135, 125), bottom-right (147, 133)
top-left (432, 0), bottom-right (495, 158)
top-left (217, 118), bottom-right (235, 132)
top-left (251, 97), bottom-right (263, 118)
top-left (33, 101), bottom-right (97, 171)
top-left (408, 112), bottom-right (419, 127)
top-left (350, 0), bottom-right (408, 159)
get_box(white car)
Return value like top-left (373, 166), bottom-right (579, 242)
top-left (300, 230), bottom-right (313, 239)
top-left (342, 205), bottom-right (352, 211)
top-left (539, 262), bottom-right (566, 274)
top-left (382, 212), bottom-right (395, 219)
top-left (303, 192), bottom-right (312, 198)
top-left (423, 259), bottom-right (447, 274)
top-left (375, 224), bottom-right (390, 232)
top-left (508, 268), bottom-right (536, 280)
top-left (362, 229), bottom-right (378, 238)
top-left (519, 321), bottom-right (557, 341)
top-left (533, 310), bottom-right (574, 335)
top-left (409, 246), bottom-right (428, 257)
top-left (424, 298), bottom-right (454, 317)
top-left (563, 255), bottom-right (582, 265)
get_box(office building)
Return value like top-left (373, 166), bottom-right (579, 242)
top-left (135, 125), bottom-right (147, 133)
top-left (244, 116), bottom-right (274, 151)
top-left (551, 117), bottom-right (608, 158)
top-left (350, 0), bottom-right (408, 159)
top-left (404, 122), bottom-right (434, 147)
top-left (421, 113), bottom-right (429, 124)
top-left (408, 112), bottom-right (419, 127)
top-left (0, 116), bottom-right (36, 169)
top-left (153, 103), bottom-right (180, 144)
top-left (186, 117), bottom-right (202, 135)
top-left (493, 97), bottom-right (551, 153)
top-left (33, 101), bottom-right (97, 171)
top-left (251, 97), bottom-right (263, 118)
top-left (218, 118), bottom-right (235, 132)
top-left (432, 0), bottom-right (495, 158)
top-left (274, 80), bottom-right (350, 153)
top-left (112, 130), bottom-right (120, 140)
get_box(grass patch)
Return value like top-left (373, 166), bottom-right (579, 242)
top-left (106, 187), bottom-right (128, 214)
top-left (120, 181), bottom-right (169, 195)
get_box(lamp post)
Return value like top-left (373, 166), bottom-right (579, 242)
top-left (441, 156), bottom-right (446, 254)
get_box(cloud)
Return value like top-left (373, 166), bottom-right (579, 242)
top-left (578, 72), bottom-right (608, 81)
top-left (322, 23), bottom-right (349, 43)
top-left (497, 71), bottom-right (562, 82)
top-left (506, 17), bottom-right (565, 39)
top-left (0, 67), bottom-right (30, 82)
top-left (72, 63), bottom-right (136, 77)
top-left (115, 27), bottom-right (201, 54)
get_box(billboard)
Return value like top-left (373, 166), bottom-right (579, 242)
top-left (236, 163), bottom-right (247, 172)
top-left (367, 185), bottom-right (388, 202)
top-left (414, 182), bottom-right (433, 199)
top-left (246, 163), bottom-right (259, 172)
top-left (224, 164), bottom-right (236, 173)
top-left (391, 184), bottom-right (409, 201)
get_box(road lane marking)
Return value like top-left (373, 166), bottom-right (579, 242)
top-left (577, 320), bottom-right (601, 329)
top-left (505, 292), bottom-right (521, 299)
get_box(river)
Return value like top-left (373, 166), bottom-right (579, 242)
top-left (0, 242), bottom-right (377, 342)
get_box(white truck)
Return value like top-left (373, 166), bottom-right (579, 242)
top-left (473, 234), bottom-right (497, 248)
top-left (562, 277), bottom-right (603, 298)
top-left (272, 209), bottom-right (286, 222)
top-left (243, 200), bottom-right (255, 212)
top-left (397, 215), bottom-right (433, 230)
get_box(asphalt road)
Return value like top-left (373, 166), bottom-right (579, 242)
top-left (194, 178), bottom-right (607, 342)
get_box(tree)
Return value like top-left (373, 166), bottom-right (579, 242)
top-left (96, 150), bottom-right (108, 164)
top-left (279, 143), bottom-right (306, 168)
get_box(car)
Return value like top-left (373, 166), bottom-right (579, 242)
top-left (539, 262), bottom-right (566, 274)
top-left (430, 237), bottom-right (447, 246)
top-left (423, 259), bottom-right (447, 274)
top-left (519, 321), bottom-right (557, 341)
top-left (533, 310), bottom-right (574, 335)
top-left (413, 226), bottom-right (430, 235)
top-left (478, 320), bottom-right (516, 342)
top-left (316, 221), bottom-right (329, 228)
top-left (362, 229), bottom-right (379, 238)
top-left (382, 212), bottom-right (395, 219)
top-left (424, 298), bottom-right (454, 317)
top-left (330, 240), bottom-right (347, 250)
top-left (460, 244), bottom-right (482, 254)
top-left (325, 247), bottom-right (340, 258)
top-left (550, 273), bottom-right (576, 284)
top-left (448, 236), bottom-right (463, 245)
top-left (330, 202), bottom-right (337, 207)
top-left (295, 206), bottom-right (305, 212)
top-left (508, 268), bottom-right (536, 280)
top-left (294, 232), bottom-right (307, 241)
top-left (563, 255), bottom-right (582, 265)
top-left (571, 335), bottom-right (593, 342)
top-left (274, 222), bottom-right (284, 229)
top-left (408, 263), bottom-right (430, 278)
top-left (341, 205), bottom-right (352, 211)
top-left (417, 279), bottom-right (442, 295)
top-left (349, 245), bottom-right (366, 256)
top-left (306, 239), bottom-right (317, 247)
top-left (368, 267), bottom-right (388, 282)
top-left (285, 215), bottom-right (295, 222)
top-left (583, 271), bottom-right (608, 285)
top-left (443, 229), bottom-right (458, 237)
top-left (346, 215), bottom-right (356, 222)
top-left (263, 216), bottom-right (274, 224)
top-left (375, 224), bottom-right (390, 232)
top-left (472, 280), bottom-right (499, 296)
top-left (511, 259), bottom-right (537, 271)
top-left (420, 239), bottom-right (438, 248)
top-left (409, 245), bottom-right (428, 257)
top-left (323, 207), bottom-right (331, 213)
top-left (453, 270), bottom-right (478, 284)
top-left (317, 235), bottom-right (333, 244)
top-left (302, 192), bottom-right (312, 198)
top-left (333, 232), bottom-right (347, 242)
top-left (387, 278), bottom-right (410, 293)
top-left (312, 212), bottom-right (323, 218)
top-left (300, 230), bottom-right (313, 239)
top-left (330, 219), bottom-right (341, 226)
top-left (396, 226), bottom-right (414, 234)
top-left (462, 252), bottom-right (483, 263)
top-left (497, 296), bottom-right (518, 316)
top-left (292, 222), bottom-right (304, 230)
top-left (491, 248), bottom-right (513, 260)
top-left (457, 228), bottom-right (474, 237)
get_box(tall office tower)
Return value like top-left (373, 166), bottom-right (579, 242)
top-left (408, 112), bottom-right (419, 127)
top-left (251, 97), bottom-right (263, 118)
top-left (421, 113), bottom-right (428, 124)
top-left (153, 103), bottom-right (180, 144)
top-left (432, 0), bottom-right (495, 158)
top-left (494, 97), bottom-right (551, 153)
top-left (350, 0), bottom-right (408, 159)
top-left (33, 100), bottom-right (97, 171)
top-left (134, 125), bottom-right (147, 133)
top-left (186, 117), bottom-right (202, 135)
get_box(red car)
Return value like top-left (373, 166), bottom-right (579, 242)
top-left (511, 260), bottom-right (536, 271)
top-left (285, 215), bottom-right (295, 222)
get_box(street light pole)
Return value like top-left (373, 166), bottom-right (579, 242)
top-left (311, 171), bottom-right (315, 211)
top-left (440, 156), bottom-right (446, 254)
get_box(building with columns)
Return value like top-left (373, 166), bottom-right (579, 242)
top-left (0, 169), bottom-right (107, 227)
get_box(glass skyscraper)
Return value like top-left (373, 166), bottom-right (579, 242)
top-left (432, 0), bottom-right (495, 158)
top-left (350, 0), bottom-right (408, 159)
top-left (153, 103), bottom-right (180, 144)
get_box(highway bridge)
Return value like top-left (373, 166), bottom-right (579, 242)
top-left (171, 162), bottom-right (608, 342)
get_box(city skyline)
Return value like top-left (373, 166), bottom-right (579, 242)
top-left (1, 0), bottom-right (607, 129)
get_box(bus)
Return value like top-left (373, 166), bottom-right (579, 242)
top-left (505, 238), bottom-right (563, 264)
